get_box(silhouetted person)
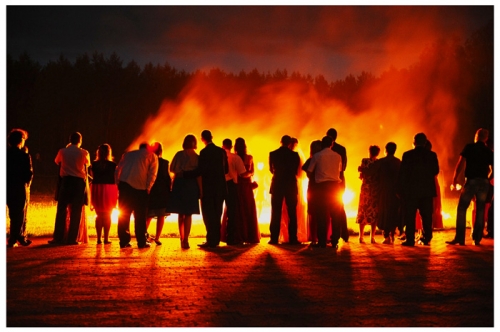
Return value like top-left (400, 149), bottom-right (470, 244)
top-left (356, 145), bottom-right (380, 244)
top-left (446, 128), bottom-right (493, 246)
top-left (7, 128), bottom-right (33, 248)
top-left (302, 140), bottom-right (323, 245)
top-left (50, 132), bottom-right (91, 245)
top-left (145, 142), bottom-right (171, 246)
top-left (185, 130), bottom-right (229, 248)
top-left (89, 143), bottom-right (118, 245)
top-left (306, 136), bottom-right (343, 248)
top-left (221, 138), bottom-right (247, 245)
top-left (374, 142), bottom-right (401, 244)
top-left (167, 135), bottom-right (201, 249)
top-left (234, 137), bottom-right (261, 244)
top-left (269, 135), bottom-right (301, 244)
top-left (115, 142), bottom-right (158, 249)
top-left (398, 133), bottom-right (439, 246)
top-left (326, 128), bottom-right (349, 242)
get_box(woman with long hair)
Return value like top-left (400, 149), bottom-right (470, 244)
top-left (90, 143), bottom-right (118, 245)
top-left (234, 137), bottom-right (260, 243)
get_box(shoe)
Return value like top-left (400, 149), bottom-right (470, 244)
top-left (138, 242), bottom-right (151, 248)
top-left (97, 240), bottom-right (102, 245)
top-left (198, 242), bottom-right (217, 248)
top-left (401, 241), bottom-right (415, 247)
top-left (359, 237), bottom-right (365, 244)
top-left (120, 243), bottom-right (132, 249)
top-left (226, 241), bottom-right (243, 245)
top-left (7, 243), bottom-right (17, 248)
top-left (342, 236), bottom-right (349, 243)
top-left (267, 240), bottom-right (278, 245)
top-left (474, 241), bottom-right (481, 246)
top-left (445, 239), bottom-right (465, 246)
top-left (154, 240), bottom-right (162, 246)
top-left (104, 241), bottom-right (112, 245)
top-left (48, 239), bottom-right (61, 245)
top-left (417, 239), bottom-right (430, 246)
top-left (19, 239), bottom-right (32, 246)
top-left (382, 237), bottom-right (391, 244)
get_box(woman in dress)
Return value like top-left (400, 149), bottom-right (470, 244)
top-left (167, 135), bottom-right (201, 249)
top-left (89, 143), bottom-right (118, 245)
top-left (302, 140), bottom-right (323, 245)
top-left (356, 145), bottom-right (380, 244)
top-left (234, 137), bottom-right (261, 243)
top-left (146, 142), bottom-right (172, 246)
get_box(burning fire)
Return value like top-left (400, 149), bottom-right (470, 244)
top-left (126, 71), bottom-right (459, 227)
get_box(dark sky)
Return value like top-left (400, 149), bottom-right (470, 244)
top-left (6, 5), bottom-right (493, 81)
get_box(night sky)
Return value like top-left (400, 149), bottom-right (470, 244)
top-left (5, 5), bottom-right (494, 81)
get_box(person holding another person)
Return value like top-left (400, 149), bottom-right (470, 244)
top-left (306, 136), bottom-right (343, 248)
top-left (89, 143), bottom-right (118, 245)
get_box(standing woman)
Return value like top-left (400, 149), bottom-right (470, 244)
top-left (234, 137), bottom-right (261, 243)
top-left (356, 145), bottom-right (380, 244)
top-left (90, 143), bottom-right (118, 245)
top-left (146, 142), bottom-right (172, 246)
top-left (167, 135), bottom-right (201, 249)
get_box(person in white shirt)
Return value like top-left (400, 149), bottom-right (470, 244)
top-left (50, 132), bottom-right (91, 245)
top-left (307, 136), bottom-right (342, 248)
top-left (115, 143), bottom-right (158, 249)
top-left (222, 138), bottom-right (248, 244)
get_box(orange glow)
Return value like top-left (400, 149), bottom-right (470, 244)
top-left (111, 208), bottom-right (120, 224)
top-left (127, 70), bottom-right (458, 227)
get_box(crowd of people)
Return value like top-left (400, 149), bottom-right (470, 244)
top-left (6, 126), bottom-right (493, 250)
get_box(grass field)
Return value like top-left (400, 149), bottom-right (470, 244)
top-left (6, 194), bottom-right (471, 240)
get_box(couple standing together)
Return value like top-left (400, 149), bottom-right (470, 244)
top-left (269, 129), bottom-right (349, 248)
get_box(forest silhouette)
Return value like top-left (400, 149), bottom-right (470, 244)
top-left (7, 20), bottom-right (493, 195)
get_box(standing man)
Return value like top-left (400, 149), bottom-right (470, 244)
top-left (115, 143), bottom-right (158, 249)
top-left (398, 133), bottom-right (439, 246)
top-left (446, 128), bottom-right (493, 246)
top-left (326, 128), bottom-right (349, 242)
top-left (7, 128), bottom-right (33, 248)
top-left (222, 138), bottom-right (249, 245)
top-left (50, 132), bottom-right (90, 245)
top-left (185, 130), bottom-right (228, 248)
top-left (307, 136), bottom-right (343, 248)
top-left (269, 135), bottom-right (301, 245)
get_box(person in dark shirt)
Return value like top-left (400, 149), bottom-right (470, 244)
top-left (89, 144), bottom-right (118, 245)
top-left (7, 128), bottom-right (33, 248)
top-left (447, 128), bottom-right (493, 246)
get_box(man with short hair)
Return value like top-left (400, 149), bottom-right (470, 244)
top-left (222, 138), bottom-right (249, 244)
top-left (115, 143), bottom-right (158, 249)
top-left (326, 128), bottom-right (349, 242)
top-left (50, 132), bottom-right (91, 245)
top-left (185, 130), bottom-right (229, 248)
top-left (398, 133), bottom-right (439, 246)
top-left (447, 128), bottom-right (493, 246)
top-left (7, 128), bottom-right (33, 248)
top-left (269, 135), bottom-right (301, 245)
top-left (307, 136), bottom-right (343, 248)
